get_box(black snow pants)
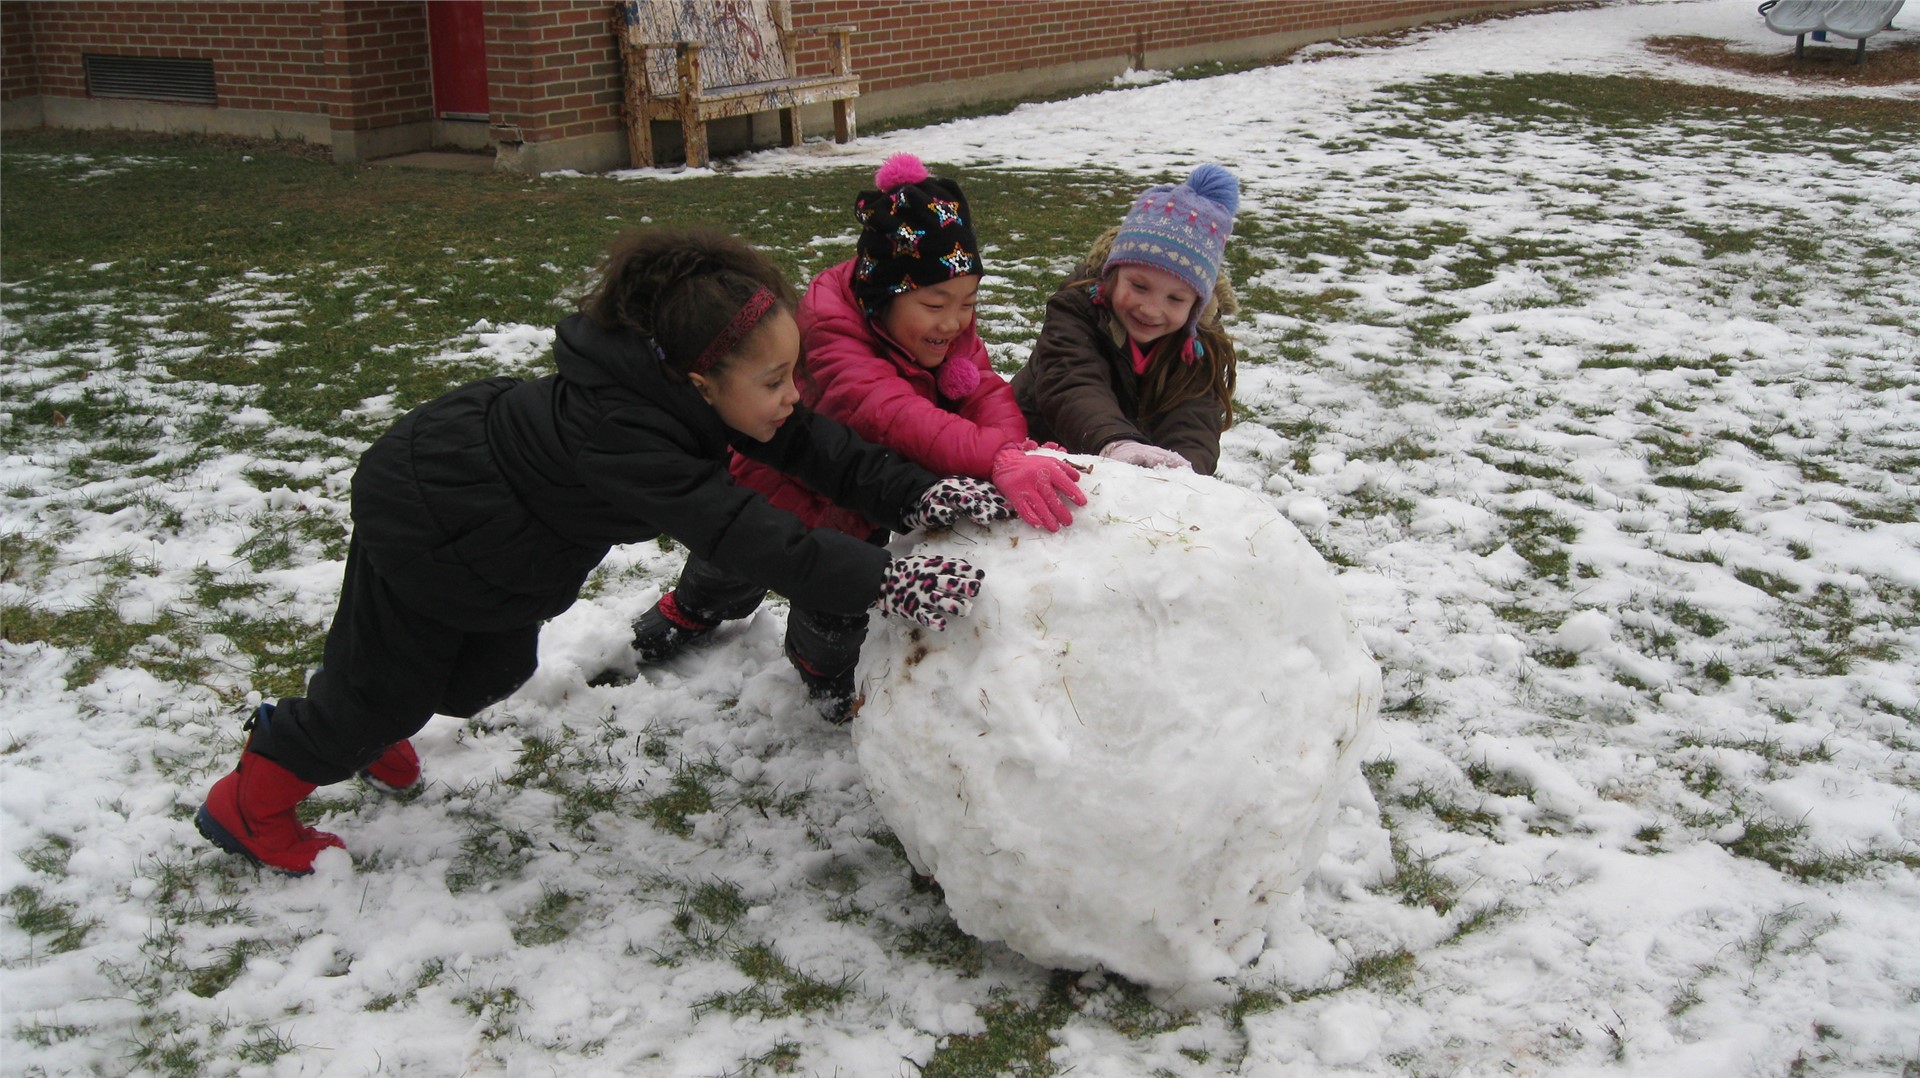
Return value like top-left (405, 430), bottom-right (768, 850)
top-left (250, 538), bottom-right (539, 785)
top-left (673, 530), bottom-right (884, 684)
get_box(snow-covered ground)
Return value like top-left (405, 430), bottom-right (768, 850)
top-left (3, 1), bottom-right (1917, 1075)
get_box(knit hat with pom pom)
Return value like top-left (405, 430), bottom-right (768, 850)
top-left (1103, 163), bottom-right (1240, 356)
top-left (852, 153), bottom-right (982, 314)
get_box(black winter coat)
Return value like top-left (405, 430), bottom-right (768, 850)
top-left (349, 314), bottom-right (938, 632)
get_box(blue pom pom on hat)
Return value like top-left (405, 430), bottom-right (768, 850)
top-left (1102, 163), bottom-right (1241, 357)
top-left (1182, 163), bottom-right (1240, 216)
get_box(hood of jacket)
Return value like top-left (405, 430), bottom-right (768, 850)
top-left (550, 312), bottom-right (734, 457)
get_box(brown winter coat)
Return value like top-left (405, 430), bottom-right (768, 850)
top-left (1010, 240), bottom-right (1237, 475)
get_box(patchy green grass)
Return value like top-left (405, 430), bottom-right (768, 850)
top-left (4, 884), bottom-right (98, 954)
top-left (4, 51), bottom-right (1918, 1078)
top-left (923, 978), bottom-right (1078, 1078)
top-left (696, 942), bottom-right (859, 1019)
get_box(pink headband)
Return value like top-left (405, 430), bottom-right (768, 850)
top-left (691, 287), bottom-right (776, 374)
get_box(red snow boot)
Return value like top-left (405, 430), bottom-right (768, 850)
top-left (357, 739), bottom-right (422, 796)
top-left (196, 747), bottom-right (344, 876)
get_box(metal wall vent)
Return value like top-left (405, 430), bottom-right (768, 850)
top-left (84, 55), bottom-right (217, 105)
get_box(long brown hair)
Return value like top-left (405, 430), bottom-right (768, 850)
top-left (1070, 226), bottom-right (1238, 434)
top-left (579, 226), bottom-right (798, 380)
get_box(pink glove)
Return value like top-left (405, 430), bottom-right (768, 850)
top-left (1100, 439), bottom-right (1192, 470)
top-left (990, 446), bottom-right (1087, 532)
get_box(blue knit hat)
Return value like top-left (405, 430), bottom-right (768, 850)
top-left (1103, 164), bottom-right (1240, 356)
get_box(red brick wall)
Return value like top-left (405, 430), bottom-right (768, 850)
top-left (789, 0), bottom-right (1514, 94)
top-left (6, 0), bottom-right (1529, 150)
top-left (483, 0), bottom-right (1522, 148)
top-left (485, 0), bottom-right (623, 144)
top-left (2, 0), bottom-right (428, 132)
top-left (323, 0), bottom-right (431, 132)
top-left (2, 4), bottom-right (37, 103)
top-left (12, 2), bottom-right (331, 115)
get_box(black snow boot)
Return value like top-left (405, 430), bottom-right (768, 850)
top-left (787, 644), bottom-right (857, 725)
top-left (784, 606), bottom-right (871, 724)
top-left (631, 591), bottom-right (717, 663)
top-left (791, 645), bottom-right (860, 722)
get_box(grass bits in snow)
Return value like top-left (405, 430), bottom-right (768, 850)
top-left (856, 459), bottom-right (1382, 990)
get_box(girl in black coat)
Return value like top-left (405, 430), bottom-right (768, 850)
top-left (197, 227), bottom-right (1006, 875)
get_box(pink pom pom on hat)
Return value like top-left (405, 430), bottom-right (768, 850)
top-left (874, 152), bottom-right (929, 190)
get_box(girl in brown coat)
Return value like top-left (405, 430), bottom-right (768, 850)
top-left (1010, 164), bottom-right (1240, 475)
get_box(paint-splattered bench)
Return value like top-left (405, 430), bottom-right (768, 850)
top-left (613, 0), bottom-right (858, 168)
top-left (1759, 0), bottom-right (1906, 63)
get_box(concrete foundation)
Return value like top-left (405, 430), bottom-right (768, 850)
top-left (27, 96), bottom-right (331, 147)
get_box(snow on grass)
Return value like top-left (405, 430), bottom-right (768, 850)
top-left (3, 1), bottom-right (1917, 1074)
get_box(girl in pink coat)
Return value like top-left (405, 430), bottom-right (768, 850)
top-left (629, 154), bottom-right (1084, 722)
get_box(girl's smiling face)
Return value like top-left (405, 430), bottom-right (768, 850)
top-left (1107, 264), bottom-right (1197, 348)
top-left (877, 274), bottom-right (980, 369)
top-left (689, 310), bottom-right (802, 443)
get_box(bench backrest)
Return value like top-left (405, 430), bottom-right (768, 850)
top-left (620, 0), bottom-right (798, 93)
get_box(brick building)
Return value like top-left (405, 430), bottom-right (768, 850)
top-left (2, 1), bottom-right (1532, 172)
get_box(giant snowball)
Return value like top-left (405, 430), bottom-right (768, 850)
top-left (855, 459), bottom-right (1381, 990)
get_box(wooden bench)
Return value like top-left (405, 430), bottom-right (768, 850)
top-left (612, 0), bottom-right (858, 169)
top-left (1759, 0), bottom-right (1906, 63)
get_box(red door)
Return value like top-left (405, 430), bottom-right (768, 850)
top-left (427, 1), bottom-right (490, 120)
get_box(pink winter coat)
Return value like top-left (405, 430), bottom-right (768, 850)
top-left (729, 259), bottom-right (1028, 536)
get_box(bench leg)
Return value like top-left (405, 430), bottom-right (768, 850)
top-left (1855, 36), bottom-right (1865, 64)
top-left (675, 43), bottom-right (708, 169)
top-left (833, 99), bottom-right (856, 144)
top-left (781, 107), bottom-right (803, 149)
top-left (1795, 32), bottom-right (1805, 58)
top-left (683, 120), bottom-right (710, 169)
top-left (617, 33), bottom-right (653, 168)
top-left (631, 120), bottom-right (654, 169)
